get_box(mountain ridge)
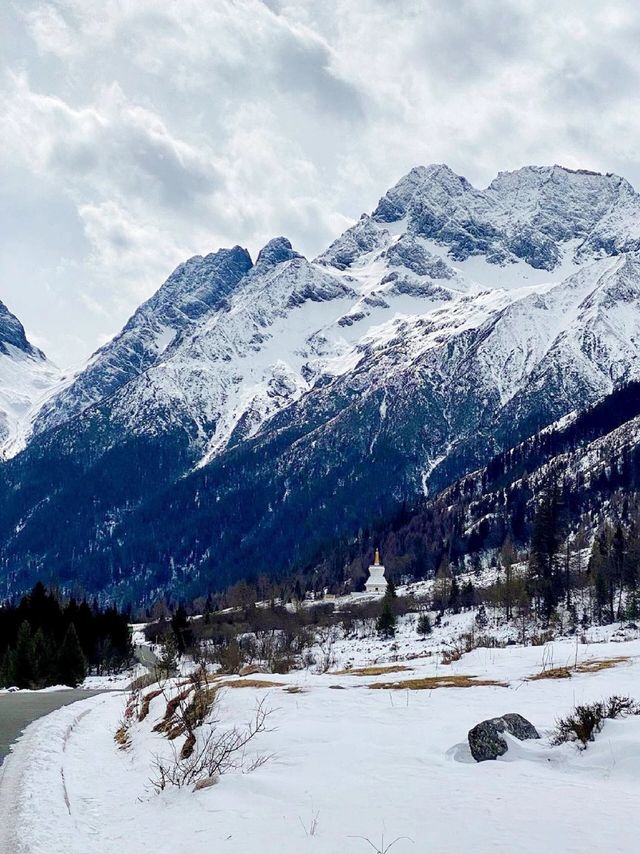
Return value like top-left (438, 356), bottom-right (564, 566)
top-left (2, 162), bottom-right (640, 601)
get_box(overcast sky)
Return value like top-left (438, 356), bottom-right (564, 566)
top-left (2, 0), bottom-right (640, 367)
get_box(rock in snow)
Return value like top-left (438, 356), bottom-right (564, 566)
top-left (468, 713), bottom-right (540, 762)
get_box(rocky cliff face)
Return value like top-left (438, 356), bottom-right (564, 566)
top-left (3, 164), bottom-right (640, 600)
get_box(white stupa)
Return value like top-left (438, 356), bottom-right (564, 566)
top-left (365, 548), bottom-right (388, 595)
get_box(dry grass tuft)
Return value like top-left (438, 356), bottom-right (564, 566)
top-left (283, 686), bottom-right (306, 694)
top-left (139, 688), bottom-right (163, 721)
top-left (369, 675), bottom-right (507, 690)
top-left (529, 657), bottom-right (630, 681)
top-left (222, 678), bottom-right (285, 689)
top-left (334, 664), bottom-right (413, 677)
top-left (528, 666), bottom-right (573, 681)
top-left (113, 724), bottom-right (131, 750)
top-left (153, 688), bottom-right (193, 734)
top-left (576, 656), bottom-right (629, 673)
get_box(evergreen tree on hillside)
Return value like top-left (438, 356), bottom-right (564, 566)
top-left (0, 647), bottom-right (16, 688)
top-left (14, 621), bottom-right (35, 689)
top-left (171, 605), bottom-right (192, 654)
top-left (376, 589), bottom-right (397, 638)
top-left (57, 623), bottom-right (87, 687)
top-left (529, 478), bottom-right (565, 619)
top-left (416, 612), bottom-right (432, 636)
top-left (32, 628), bottom-right (53, 689)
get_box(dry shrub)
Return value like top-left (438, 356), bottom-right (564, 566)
top-left (151, 696), bottom-right (274, 792)
top-left (552, 696), bottom-right (640, 748)
top-left (369, 675), bottom-right (507, 690)
top-left (441, 631), bottom-right (505, 665)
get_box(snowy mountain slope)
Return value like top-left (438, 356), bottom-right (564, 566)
top-left (31, 245), bottom-right (253, 437)
top-left (0, 301), bottom-right (61, 459)
top-left (3, 164), bottom-right (640, 599)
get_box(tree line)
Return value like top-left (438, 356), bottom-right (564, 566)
top-left (0, 582), bottom-right (132, 689)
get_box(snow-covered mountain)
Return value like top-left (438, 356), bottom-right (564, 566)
top-left (0, 300), bottom-right (61, 459)
top-left (32, 245), bottom-right (253, 436)
top-left (3, 163), bottom-right (640, 600)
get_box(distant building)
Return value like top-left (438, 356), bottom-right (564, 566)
top-left (365, 548), bottom-right (388, 595)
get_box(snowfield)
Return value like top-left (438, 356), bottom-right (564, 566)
top-left (3, 624), bottom-right (640, 854)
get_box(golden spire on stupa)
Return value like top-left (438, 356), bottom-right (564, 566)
top-left (374, 548), bottom-right (381, 566)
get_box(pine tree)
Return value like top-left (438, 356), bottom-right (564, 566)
top-left (14, 621), bottom-right (35, 689)
top-left (57, 623), bottom-right (87, 687)
top-left (448, 577), bottom-right (460, 614)
top-left (433, 556), bottom-right (452, 612)
top-left (32, 628), bottom-right (53, 689)
top-left (499, 536), bottom-right (517, 620)
top-left (157, 631), bottom-right (179, 677)
top-left (376, 591), bottom-right (396, 638)
top-left (416, 613), bottom-right (432, 636)
top-left (171, 605), bottom-right (192, 654)
top-left (529, 478), bottom-right (565, 619)
top-left (0, 648), bottom-right (16, 688)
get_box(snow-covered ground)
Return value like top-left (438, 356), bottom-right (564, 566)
top-left (3, 623), bottom-right (640, 854)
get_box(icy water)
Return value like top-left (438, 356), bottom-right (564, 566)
top-left (0, 690), bottom-right (105, 765)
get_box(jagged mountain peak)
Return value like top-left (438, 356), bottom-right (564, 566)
top-left (322, 163), bottom-right (640, 275)
top-left (31, 243), bottom-right (254, 436)
top-left (140, 244), bottom-right (253, 316)
top-left (0, 300), bottom-right (43, 359)
top-left (255, 237), bottom-right (302, 268)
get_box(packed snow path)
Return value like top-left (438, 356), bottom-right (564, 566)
top-left (4, 638), bottom-right (640, 853)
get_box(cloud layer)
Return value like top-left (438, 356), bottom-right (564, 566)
top-left (2, 0), bottom-right (640, 365)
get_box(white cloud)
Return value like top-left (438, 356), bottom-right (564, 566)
top-left (2, 0), bottom-right (640, 366)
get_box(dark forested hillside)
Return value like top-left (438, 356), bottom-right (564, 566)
top-left (293, 382), bottom-right (640, 594)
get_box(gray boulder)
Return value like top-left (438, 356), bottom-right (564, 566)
top-left (468, 713), bottom-right (539, 762)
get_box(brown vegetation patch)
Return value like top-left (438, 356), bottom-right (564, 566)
top-left (369, 675), bottom-right (507, 690)
top-left (529, 657), bottom-right (630, 681)
top-left (334, 664), bottom-right (413, 677)
top-left (576, 656), bottom-right (630, 673)
top-left (139, 688), bottom-right (163, 721)
top-left (113, 724), bottom-right (131, 750)
top-left (528, 666), bottom-right (573, 681)
top-left (283, 686), bottom-right (306, 694)
top-left (222, 678), bottom-right (285, 689)
top-left (153, 688), bottom-right (193, 734)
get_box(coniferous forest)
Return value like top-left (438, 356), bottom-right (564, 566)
top-left (0, 583), bottom-right (132, 689)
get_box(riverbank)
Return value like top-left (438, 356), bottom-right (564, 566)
top-left (0, 693), bottom-right (116, 853)
top-left (0, 689), bottom-right (107, 765)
